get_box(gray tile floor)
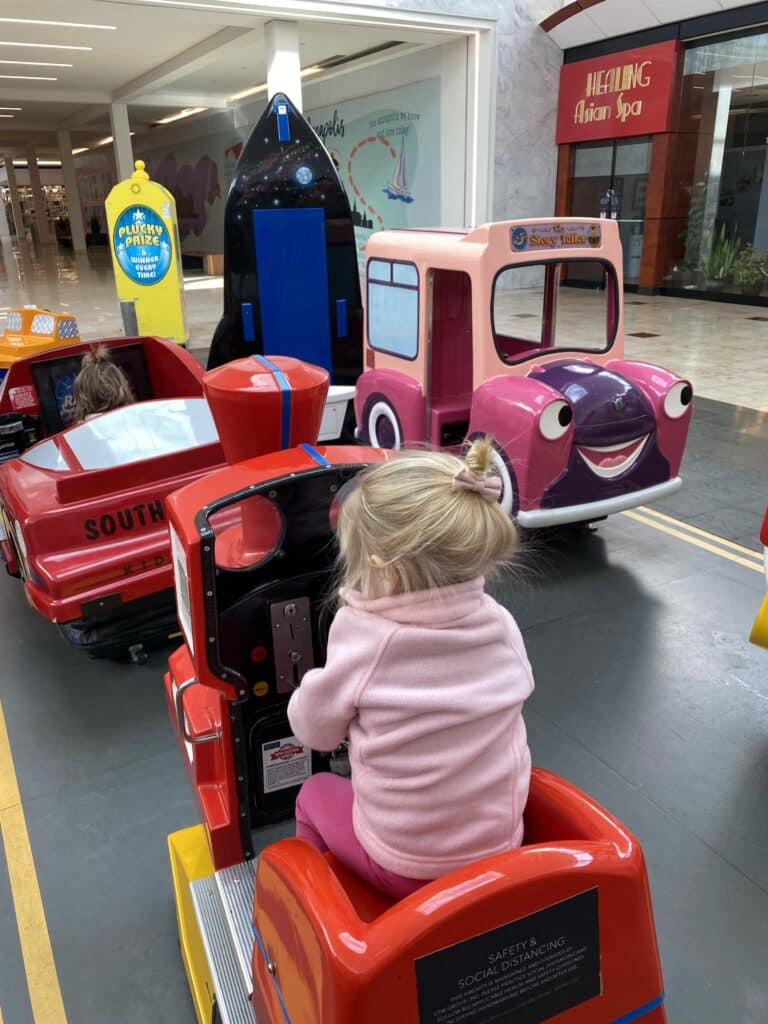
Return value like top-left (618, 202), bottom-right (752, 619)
top-left (0, 400), bottom-right (765, 1023)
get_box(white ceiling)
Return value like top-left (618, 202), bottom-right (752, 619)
top-left (0, 0), bottom-right (459, 158)
top-left (543, 0), bottom-right (768, 49)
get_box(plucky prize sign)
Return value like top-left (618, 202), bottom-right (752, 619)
top-left (557, 41), bottom-right (679, 144)
top-left (105, 160), bottom-right (188, 343)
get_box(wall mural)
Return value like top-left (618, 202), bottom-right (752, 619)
top-left (152, 153), bottom-right (222, 240)
top-left (307, 77), bottom-right (442, 267)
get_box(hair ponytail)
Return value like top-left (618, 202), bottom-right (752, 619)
top-left (336, 440), bottom-right (519, 598)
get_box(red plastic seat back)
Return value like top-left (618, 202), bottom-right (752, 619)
top-left (252, 769), bottom-right (665, 1024)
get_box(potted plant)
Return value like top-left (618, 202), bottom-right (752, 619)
top-left (704, 223), bottom-right (741, 291)
top-left (730, 244), bottom-right (767, 296)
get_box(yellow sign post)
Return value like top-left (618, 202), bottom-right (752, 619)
top-left (105, 159), bottom-right (188, 344)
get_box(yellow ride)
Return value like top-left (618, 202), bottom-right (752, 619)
top-left (0, 306), bottom-right (80, 381)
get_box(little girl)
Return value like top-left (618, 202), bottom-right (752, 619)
top-left (288, 437), bottom-right (534, 900)
top-left (72, 346), bottom-right (134, 422)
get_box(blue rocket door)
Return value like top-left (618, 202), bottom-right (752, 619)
top-left (252, 208), bottom-right (333, 374)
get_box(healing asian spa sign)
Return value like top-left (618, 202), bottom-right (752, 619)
top-left (556, 41), bottom-right (679, 144)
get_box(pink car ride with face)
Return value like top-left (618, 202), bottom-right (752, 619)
top-left (354, 218), bottom-right (692, 528)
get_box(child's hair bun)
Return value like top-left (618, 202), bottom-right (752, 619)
top-left (82, 345), bottom-right (111, 368)
top-left (464, 435), bottom-right (493, 478)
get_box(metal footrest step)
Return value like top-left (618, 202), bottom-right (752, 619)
top-left (190, 863), bottom-right (256, 1024)
top-left (215, 859), bottom-right (257, 998)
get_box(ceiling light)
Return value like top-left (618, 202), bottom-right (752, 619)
top-left (0, 74), bottom-right (57, 81)
top-left (72, 147), bottom-right (89, 155)
top-left (0, 106), bottom-right (21, 110)
top-left (0, 18), bottom-right (115, 30)
top-left (0, 59), bottom-right (72, 67)
top-left (0, 113), bottom-right (13, 118)
top-left (96, 133), bottom-right (135, 147)
top-left (227, 63), bottom-right (329, 104)
top-left (0, 41), bottom-right (91, 52)
top-left (154, 106), bottom-right (207, 125)
top-left (227, 82), bottom-right (267, 103)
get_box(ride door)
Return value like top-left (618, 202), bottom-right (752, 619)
top-left (253, 208), bottom-right (333, 374)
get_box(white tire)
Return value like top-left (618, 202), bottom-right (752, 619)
top-left (367, 400), bottom-right (402, 450)
top-left (489, 445), bottom-right (515, 517)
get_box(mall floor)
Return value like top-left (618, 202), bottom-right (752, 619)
top-left (0, 241), bottom-right (766, 1024)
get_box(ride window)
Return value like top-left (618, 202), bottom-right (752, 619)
top-left (367, 259), bottom-right (419, 359)
top-left (492, 260), bottom-right (618, 365)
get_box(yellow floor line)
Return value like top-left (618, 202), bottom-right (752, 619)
top-left (637, 506), bottom-right (764, 561)
top-left (623, 510), bottom-right (764, 573)
top-left (0, 702), bottom-right (67, 1024)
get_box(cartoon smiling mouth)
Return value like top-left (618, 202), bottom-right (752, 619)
top-left (576, 435), bottom-right (649, 479)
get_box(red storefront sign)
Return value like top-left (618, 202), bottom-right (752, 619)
top-left (556, 40), bottom-right (679, 144)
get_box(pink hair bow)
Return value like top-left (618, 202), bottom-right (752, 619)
top-left (451, 467), bottom-right (503, 502)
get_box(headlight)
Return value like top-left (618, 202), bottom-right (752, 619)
top-left (170, 525), bottom-right (194, 655)
top-left (8, 518), bottom-right (31, 579)
top-left (539, 400), bottom-right (572, 441)
top-left (664, 381), bottom-right (693, 419)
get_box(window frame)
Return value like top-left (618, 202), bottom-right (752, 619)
top-left (490, 257), bottom-right (620, 366)
top-left (366, 257), bottom-right (420, 362)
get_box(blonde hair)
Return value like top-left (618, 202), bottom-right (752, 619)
top-left (73, 346), bottom-right (134, 422)
top-left (337, 437), bottom-right (519, 599)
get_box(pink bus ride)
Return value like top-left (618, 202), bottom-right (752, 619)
top-left (354, 218), bottom-right (693, 529)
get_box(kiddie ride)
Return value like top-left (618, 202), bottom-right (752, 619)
top-left (0, 335), bottom-right (351, 660)
top-left (165, 361), bottom-right (668, 1023)
top-left (0, 306), bottom-right (80, 387)
top-left (356, 218), bottom-right (692, 527)
top-left (749, 506), bottom-right (768, 649)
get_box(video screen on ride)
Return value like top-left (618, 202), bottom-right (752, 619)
top-left (31, 344), bottom-right (152, 433)
top-left (492, 259), bottom-right (618, 365)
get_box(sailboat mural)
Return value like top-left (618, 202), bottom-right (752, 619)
top-left (383, 137), bottom-right (414, 204)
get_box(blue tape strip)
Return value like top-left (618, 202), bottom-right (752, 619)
top-left (300, 442), bottom-right (330, 466)
top-left (274, 99), bottom-right (290, 142)
top-left (252, 354), bottom-right (291, 449)
top-left (241, 301), bottom-right (256, 344)
top-left (610, 992), bottom-right (665, 1024)
top-left (252, 923), bottom-right (291, 1024)
top-left (335, 298), bottom-right (348, 338)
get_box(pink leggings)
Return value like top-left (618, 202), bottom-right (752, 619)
top-left (294, 773), bottom-right (426, 901)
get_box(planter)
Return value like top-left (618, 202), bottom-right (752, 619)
top-left (705, 278), bottom-right (726, 292)
top-left (739, 282), bottom-right (764, 296)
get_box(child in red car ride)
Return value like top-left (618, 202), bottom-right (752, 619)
top-left (73, 346), bottom-right (134, 422)
top-left (287, 437), bottom-right (535, 899)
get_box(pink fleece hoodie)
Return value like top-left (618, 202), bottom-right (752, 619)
top-left (287, 577), bottom-right (534, 880)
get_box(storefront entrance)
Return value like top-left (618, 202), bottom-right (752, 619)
top-left (570, 138), bottom-right (651, 286)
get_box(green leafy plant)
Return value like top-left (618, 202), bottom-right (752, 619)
top-left (706, 223), bottom-right (741, 280)
top-left (730, 244), bottom-right (768, 288)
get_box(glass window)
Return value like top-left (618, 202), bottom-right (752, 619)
top-left (367, 260), bottom-right (419, 360)
top-left (492, 260), bottom-right (617, 365)
top-left (64, 398), bottom-right (218, 470)
top-left (671, 31), bottom-right (768, 297)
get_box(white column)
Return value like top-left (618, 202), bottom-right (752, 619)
top-left (3, 158), bottom-right (25, 242)
top-left (56, 130), bottom-right (87, 254)
top-left (265, 20), bottom-right (302, 112)
top-left (26, 147), bottom-right (51, 243)
top-left (109, 102), bottom-right (134, 181)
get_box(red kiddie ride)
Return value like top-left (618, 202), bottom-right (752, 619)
top-left (0, 337), bottom-right (353, 660)
top-left (164, 355), bottom-right (667, 1024)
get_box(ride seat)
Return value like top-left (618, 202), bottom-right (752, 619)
top-left (251, 767), bottom-right (667, 1024)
